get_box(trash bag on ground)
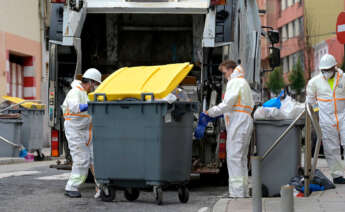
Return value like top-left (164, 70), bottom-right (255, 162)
top-left (289, 169), bottom-right (335, 194)
top-left (312, 169), bottom-right (336, 190)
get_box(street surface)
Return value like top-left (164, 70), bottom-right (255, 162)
top-left (0, 161), bottom-right (227, 212)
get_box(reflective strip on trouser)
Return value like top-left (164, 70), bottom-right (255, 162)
top-left (320, 124), bottom-right (345, 178)
top-left (64, 121), bottom-right (94, 191)
top-left (226, 111), bottom-right (253, 197)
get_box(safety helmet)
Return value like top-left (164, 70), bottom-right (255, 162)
top-left (319, 54), bottom-right (337, 70)
top-left (82, 68), bottom-right (102, 83)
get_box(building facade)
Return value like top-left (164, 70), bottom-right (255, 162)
top-left (257, 0), bottom-right (345, 82)
top-left (0, 0), bottom-right (48, 101)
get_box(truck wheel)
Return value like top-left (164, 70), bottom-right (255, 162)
top-left (178, 186), bottom-right (189, 203)
top-left (154, 187), bottom-right (163, 205)
top-left (101, 186), bottom-right (116, 202)
top-left (124, 188), bottom-right (140, 201)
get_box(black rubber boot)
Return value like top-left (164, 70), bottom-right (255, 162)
top-left (333, 177), bottom-right (345, 184)
top-left (65, 190), bottom-right (82, 198)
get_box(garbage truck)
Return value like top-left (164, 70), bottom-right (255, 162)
top-left (48, 0), bottom-right (262, 176)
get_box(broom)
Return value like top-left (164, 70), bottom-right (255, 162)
top-left (0, 135), bottom-right (34, 161)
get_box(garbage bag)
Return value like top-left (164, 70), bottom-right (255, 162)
top-left (280, 96), bottom-right (304, 120)
top-left (289, 169), bottom-right (335, 193)
top-left (253, 107), bottom-right (284, 120)
top-left (312, 169), bottom-right (336, 190)
top-left (263, 90), bottom-right (284, 109)
top-left (289, 176), bottom-right (304, 193)
top-left (194, 113), bottom-right (222, 139)
top-left (301, 184), bottom-right (324, 193)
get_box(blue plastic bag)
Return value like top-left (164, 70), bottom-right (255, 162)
top-left (301, 184), bottom-right (324, 193)
top-left (194, 113), bottom-right (222, 139)
top-left (263, 90), bottom-right (284, 109)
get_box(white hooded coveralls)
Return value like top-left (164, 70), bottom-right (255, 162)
top-left (208, 66), bottom-right (254, 197)
top-left (62, 80), bottom-right (94, 191)
top-left (307, 68), bottom-right (345, 179)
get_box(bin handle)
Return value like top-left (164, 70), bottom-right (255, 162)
top-left (141, 93), bottom-right (155, 101)
top-left (94, 93), bottom-right (107, 102)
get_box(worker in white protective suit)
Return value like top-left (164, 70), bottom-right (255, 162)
top-left (62, 68), bottom-right (102, 198)
top-left (307, 54), bottom-right (345, 184)
top-left (206, 60), bottom-right (254, 197)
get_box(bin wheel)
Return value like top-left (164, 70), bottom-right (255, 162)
top-left (124, 188), bottom-right (140, 201)
top-left (154, 187), bottom-right (163, 205)
top-left (101, 186), bottom-right (116, 202)
top-left (178, 186), bottom-right (189, 203)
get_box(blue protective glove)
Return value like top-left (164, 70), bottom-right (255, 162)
top-left (194, 112), bottom-right (223, 139)
top-left (79, 104), bottom-right (88, 112)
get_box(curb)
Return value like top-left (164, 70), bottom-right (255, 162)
top-left (212, 198), bottom-right (229, 212)
top-left (0, 157), bottom-right (26, 165)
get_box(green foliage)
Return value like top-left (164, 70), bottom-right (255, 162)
top-left (266, 66), bottom-right (285, 95)
top-left (288, 59), bottom-right (306, 95)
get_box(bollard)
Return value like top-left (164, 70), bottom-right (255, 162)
top-left (251, 156), bottom-right (262, 212)
top-left (280, 185), bottom-right (294, 212)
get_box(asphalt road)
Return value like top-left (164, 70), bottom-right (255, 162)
top-left (0, 161), bottom-right (227, 212)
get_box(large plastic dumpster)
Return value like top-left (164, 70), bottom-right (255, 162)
top-left (0, 117), bottom-right (22, 157)
top-left (89, 63), bottom-right (196, 204)
top-left (2, 96), bottom-right (45, 158)
top-left (7, 109), bottom-right (45, 154)
top-left (255, 120), bottom-right (303, 197)
top-left (90, 95), bottom-right (197, 204)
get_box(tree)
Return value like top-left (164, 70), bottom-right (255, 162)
top-left (266, 66), bottom-right (285, 95)
top-left (289, 59), bottom-right (306, 95)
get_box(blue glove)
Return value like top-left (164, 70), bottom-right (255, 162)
top-left (79, 104), bottom-right (88, 112)
top-left (194, 113), bottom-right (223, 139)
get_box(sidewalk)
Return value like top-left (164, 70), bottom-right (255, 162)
top-left (213, 159), bottom-right (345, 212)
top-left (0, 147), bottom-right (52, 165)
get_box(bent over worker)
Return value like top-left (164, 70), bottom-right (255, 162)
top-left (207, 60), bottom-right (254, 197)
top-left (62, 68), bottom-right (102, 198)
top-left (307, 54), bottom-right (345, 184)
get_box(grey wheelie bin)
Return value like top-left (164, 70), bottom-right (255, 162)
top-left (255, 120), bottom-right (303, 197)
top-left (7, 108), bottom-right (45, 159)
top-left (89, 93), bottom-right (197, 204)
top-left (0, 117), bottom-right (22, 157)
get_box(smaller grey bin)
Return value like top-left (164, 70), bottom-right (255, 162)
top-left (0, 118), bottom-right (22, 157)
top-left (7, 109), bottom-right (45, 152)
top-left (255, 120), bottom-right (303, 197)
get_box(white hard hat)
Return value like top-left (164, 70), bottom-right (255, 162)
top-left (319, 54), bottom-right (337, 70)
top-left (82, 68), bottom-right (102, 83)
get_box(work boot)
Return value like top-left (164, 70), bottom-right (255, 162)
top-left (65, 190), bottom-right (82, 198)
top-left (333, 177), bottom-right (345, 184)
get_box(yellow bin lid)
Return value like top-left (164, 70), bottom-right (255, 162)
top-left (89, 63), bottom-right (193, 101)
top-left (2, 96), bottom-right (45, 109)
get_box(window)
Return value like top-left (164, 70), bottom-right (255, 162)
top-left (289, 55), bottom-right (294, 71)
top-left (287, 0), bottom-right (293, 7)
top-left (295, 19), bottom-right (300, 36)
top-left (281, 0), bottom-right (286, 11)
top-left (8, 55), bottom-right (24, 98)
top-left (283, 57), bottom-right (289, 73)
top-left (288, 22), bottom-right (294, 39)
top-left (282, 25), bottom-right (288, 42)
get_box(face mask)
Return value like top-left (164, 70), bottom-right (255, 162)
top-left (323, 71), bottom-right (334, 80)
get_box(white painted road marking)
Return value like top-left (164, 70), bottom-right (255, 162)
top-left (36, 172), bottom-right (70, 180)
top-left (198, 207), bottom-right (209, 212)
top-left (0, 171), bottom-right (40, 179)
top-left (338, 24), bottom-right (345, 33)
